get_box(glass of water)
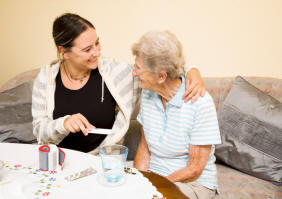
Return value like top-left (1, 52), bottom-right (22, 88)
top-left (99, 145), bottom-right (128, 184)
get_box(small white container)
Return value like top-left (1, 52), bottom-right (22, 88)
top-left (48, 144), bottom-right (59, 171)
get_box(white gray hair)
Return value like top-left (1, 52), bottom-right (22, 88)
top-left (132, 30), bottom-right (185, 80)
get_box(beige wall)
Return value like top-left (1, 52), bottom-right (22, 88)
top-left (0, 0), bottom-right (281, 86)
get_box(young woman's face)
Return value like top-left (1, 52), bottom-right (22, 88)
top-left (64, 27), bottom-right (101, 70)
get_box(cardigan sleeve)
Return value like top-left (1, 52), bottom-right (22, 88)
top-left (32, 66), bottom-right (70, 145)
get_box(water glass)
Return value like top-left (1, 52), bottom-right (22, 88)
top-left (99, 145), bottom-right (128, 183)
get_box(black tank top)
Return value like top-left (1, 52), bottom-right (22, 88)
top-left (53, 68), bottom-right (116, 152)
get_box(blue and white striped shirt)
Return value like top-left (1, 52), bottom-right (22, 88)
top-left (137, 76), bottom-right (221, 190)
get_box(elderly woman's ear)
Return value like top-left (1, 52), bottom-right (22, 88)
top-left (157, 71), bottom-right (167, 84)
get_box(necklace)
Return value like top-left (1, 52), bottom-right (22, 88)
top-left (63, 62), bottom-right (90, 83)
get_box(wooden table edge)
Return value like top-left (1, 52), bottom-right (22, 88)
top-left (140, 171), bottom-right (189, 199)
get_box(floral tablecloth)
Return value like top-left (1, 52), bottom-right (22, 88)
top-left (0, 143), bottom-right (163, 199)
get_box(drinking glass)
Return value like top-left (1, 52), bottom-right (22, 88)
top-left (99, 145), bottom-right (128, 183)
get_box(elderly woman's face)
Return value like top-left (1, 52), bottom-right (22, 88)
top-left (133, 56), bottom-right (158, 90)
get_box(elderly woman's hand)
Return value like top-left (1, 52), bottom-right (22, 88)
top-left (182, 68), bottom-right (206, 103)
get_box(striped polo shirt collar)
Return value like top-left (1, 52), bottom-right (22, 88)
top-left (148, 76), bottom-right (185, 108)
top-left (168, 76), bottom-right (185, 107)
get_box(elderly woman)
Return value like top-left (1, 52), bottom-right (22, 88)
top-left (133, 31), bottom-right (221, 199)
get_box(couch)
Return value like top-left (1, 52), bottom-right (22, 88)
top-left (1, 69), bottom-right (281, 199)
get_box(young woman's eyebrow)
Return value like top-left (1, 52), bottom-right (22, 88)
top-left (81, 37), bottom-right (99, 51)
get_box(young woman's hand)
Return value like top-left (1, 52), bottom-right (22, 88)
top-left (183, 68), bottom-right (206, 103)
top-left (64, 113), bottom-right (95, 136)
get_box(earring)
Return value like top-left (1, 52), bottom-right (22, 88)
top-left (60, 53), bottom-right (65, 61)
top-left (57, 51), bottom-right (64, 62)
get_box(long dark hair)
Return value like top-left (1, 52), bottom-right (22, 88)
top-left (52, 13), bottom-right (95, 49)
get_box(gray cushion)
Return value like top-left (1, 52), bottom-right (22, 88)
top-left (123, 120), bottom-right (141, 161)
top-left (0, 83), bottom-right (36, 143)
top-left (216, 76), bottom-right (282, 186)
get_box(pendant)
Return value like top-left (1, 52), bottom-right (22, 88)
top-left (79, 78), bottom-right (83, 83)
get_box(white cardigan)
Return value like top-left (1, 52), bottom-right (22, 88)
top-left (32, 57), bottom-right (140, 154)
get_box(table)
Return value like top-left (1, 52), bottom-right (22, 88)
top-left (0, 143), bottom-right (188, 199)
top-left (141, 171), bottom-right (189, 199)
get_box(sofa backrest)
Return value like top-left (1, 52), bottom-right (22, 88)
top-left (1, 70), bottom-right (282, 116)
top-left (0, 69), bottom-right (40, 92)
top-left (204, 77), bottom-right (282, 110)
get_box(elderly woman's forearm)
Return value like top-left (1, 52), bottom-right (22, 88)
top-left (167, 145), bottom-right (212, 182)
top-left (166, 165), bottom-right (203, 182)
top-left (134, 128), bottom-right (150, 171)
top-left (134, 144), bottom-right (150, 171)
top-left (134, 153), bottom-right (150, 171)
